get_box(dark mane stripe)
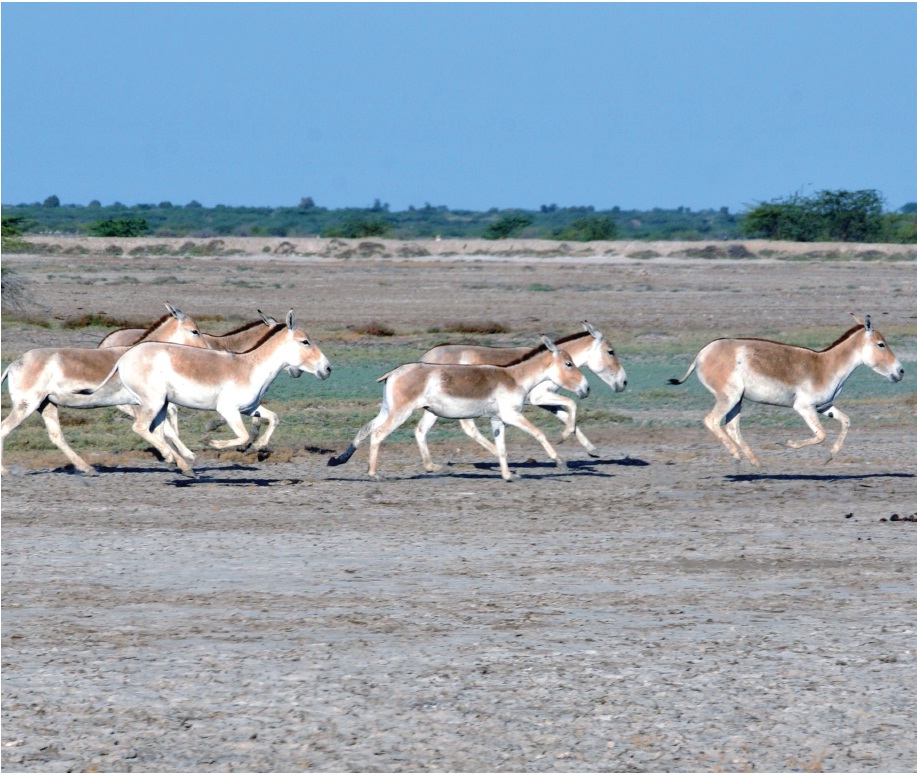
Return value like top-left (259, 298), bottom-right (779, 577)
top-left (821, 324), bottom-right (865, 352)
top-left (503, 331), bottom-right (591, 366)
top-left (555, 330), bottom-right (592, 346)
top-left (239, 324), bottom-right (285, 353)
top-left (211, 320), bottom-right (263, 338)
top-left (132, 314), bottom-right (172, 344)
top-left (722, 324), bottom-right (865, 353)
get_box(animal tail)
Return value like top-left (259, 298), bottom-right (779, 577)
top-left (668, 358), bottom-right (697, 386)
top-left (1, 364), bottom-right (10, 385)
top-left (376, 369), bottom-right (396, 383)
top-left (75, 361), bottom-right (121, 395)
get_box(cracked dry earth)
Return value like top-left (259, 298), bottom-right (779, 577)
top-left (2, 428), bottom-right (915, 773)
top-left (2, 248), bottom-right (916, 772)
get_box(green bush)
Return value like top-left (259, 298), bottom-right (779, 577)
top-left (483, 214), bottom-right (532, 240)
top-left (552, 216), bottom-right (620, 241)
top-left (87, 217), bottom-right (150, 237)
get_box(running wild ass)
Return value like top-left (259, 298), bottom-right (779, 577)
top-left (1, 303), bottom-right (208, 475)
top-left (420, 321), bottom-right (626, 459)
top-left (328, 336), bottom-right (590, 481)
top-left (104, 310), bottom-right (286, 450)
top-left (83, 311), bottom-right (331, 476)
top-left (668, 315), bottom-right (904, 466)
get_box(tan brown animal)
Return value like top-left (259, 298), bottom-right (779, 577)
top-left (419, 321), bottom-right (626, 459)
top-left (329, 336), bottom-right (590, 481)
top-left (669, 314), bottom-right (904, 465)
top-left (1, 303), bottom-right (207, 474)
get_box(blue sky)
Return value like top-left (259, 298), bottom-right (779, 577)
top-left (2, 3), bottom-right (916, 213)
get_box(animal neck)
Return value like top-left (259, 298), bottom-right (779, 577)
top-left (134, 314), bottom-right (172, 344)
top-left (506, 349), bottom-right (560, 393)
top-left (816, 329), bottom-right (866, 391)
top-left (554, 332), bottom-right (593, 366)
top-left (204, 321), bottom-right (264, 350)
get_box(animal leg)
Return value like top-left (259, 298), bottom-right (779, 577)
top-left (703, 393), bottom-right (744, 463)
top-left (722, 401), bottom-right (761, 467)
top-left (2, 394), bottom-right (49, 474)
top-left (207, 407), bottom-right (253, 450)
top-left (159, 406), bottom-right (196, 463)
top-left (132, 404), bottom-right (195, 476)
top-left (530, 390), bottom-right (578, 441)
top-left (458, 418), bottom-right (499, 456)
top-left (822, 405), bottom-right (851, 461)
top-left (786, 402), bottom-right (827, 450)
top-left (37, 402), bottom-right (98, 475)
top-left (415, 410), bottom-right (444, 473)
top-left (501, 411), bottom-right (565, 468)
top-left (328, 407), bottom-right (390, 467)
top-left (490, 418), bottom-right (516, 481)
top-left (367, 406), bottom-right (415, 479)
top-left (250, 405), bottom-right (279, 449)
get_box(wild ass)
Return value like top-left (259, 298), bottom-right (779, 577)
top-left (668, 315), bottom-right (904, 466)
top-left (103, 310), bottom-right (286, 449)
top-left (83, 311), bottom-right (331, 476)
top-left (1, 303), bottom-right (208, 475)
top-left (420, 321), bottom-right (626, 459)
top-left (328, 336), bottom-right (590, 481)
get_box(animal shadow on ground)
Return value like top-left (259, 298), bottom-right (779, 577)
top-left (467, 455), bottom-right (649, 479)
top-left (726, 472), bottom-right (914, 484)
top-left (167, 473), bottom-right (303, 488)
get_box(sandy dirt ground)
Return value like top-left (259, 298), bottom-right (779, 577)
top-left (2, 239), bottom-right (916, 772)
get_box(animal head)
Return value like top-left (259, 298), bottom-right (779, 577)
top-left (582, 320), bottom-right (627, 392)
top-left (852, 313), bottom-right (904, 383)
top-left (281, 310), bottom-right (332, 380)
top-left (158, 302), bottom-right (209, 348)
top-left (541, 335), bottom-right (590, 398)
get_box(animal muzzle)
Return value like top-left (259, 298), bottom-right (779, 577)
top-left (889, 364), bottom-right (904, 383)
top-left (577, 383), bottom-right (590, 399)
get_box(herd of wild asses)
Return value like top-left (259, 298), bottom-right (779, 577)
top-left (0, 304), bottom-right (905, 479)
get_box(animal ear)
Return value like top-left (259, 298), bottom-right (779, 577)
top-left (864, 314), bottom-right (872, 332)
top-left (540, 334), bottom-right (558, 354)
top-left (582, 320), bottom-right (601, 340)
top-left (286, 310), bottom-right (295, 330)
top-left (165, 302), bottom-right (185, 321)
top-left (850, 312), bottom-right (865, 327)
top-left (258, 309), bottom-right (278, 326)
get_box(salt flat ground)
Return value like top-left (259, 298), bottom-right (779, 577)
top-left (2, 241), bottom-right (915, 772)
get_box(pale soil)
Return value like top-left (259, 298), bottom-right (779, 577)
top-left (2, 240), bottom-right (916, 772)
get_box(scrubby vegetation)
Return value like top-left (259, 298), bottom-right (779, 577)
top-left (3, 190), bottom-right (915, 242)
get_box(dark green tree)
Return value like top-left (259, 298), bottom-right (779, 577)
top-left (553, 216), bottom-right (620, 242)
top-left (87, 217), bottom-right (150, 237)
top-left (483, 213), bottom-right (532, 239)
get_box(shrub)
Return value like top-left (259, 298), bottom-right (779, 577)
top-left (552, 216), bottom-right (619, 242)
top-left (483, 214), bottom-right (532, 240)
top-left (87, 217), bottom-right (150, 237)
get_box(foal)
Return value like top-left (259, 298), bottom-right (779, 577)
top-left (669, 315), bottom-right (904, 466)
top-left (329, 336), bottom-right (589, 481)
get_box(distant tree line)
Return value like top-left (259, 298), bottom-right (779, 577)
top-left (3, 190), bottom-right (915, 242)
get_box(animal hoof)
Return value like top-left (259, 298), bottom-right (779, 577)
top-left (552, 457), bottom-right (565, 468)
top-left (80, 467), bottom-right (100, 477)
top-left (586, 447), bottom-right (600, 458)
top-left (424, 464), bottom-right (444, 473)
top-left (327, 456), bottom-right (344, 467)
